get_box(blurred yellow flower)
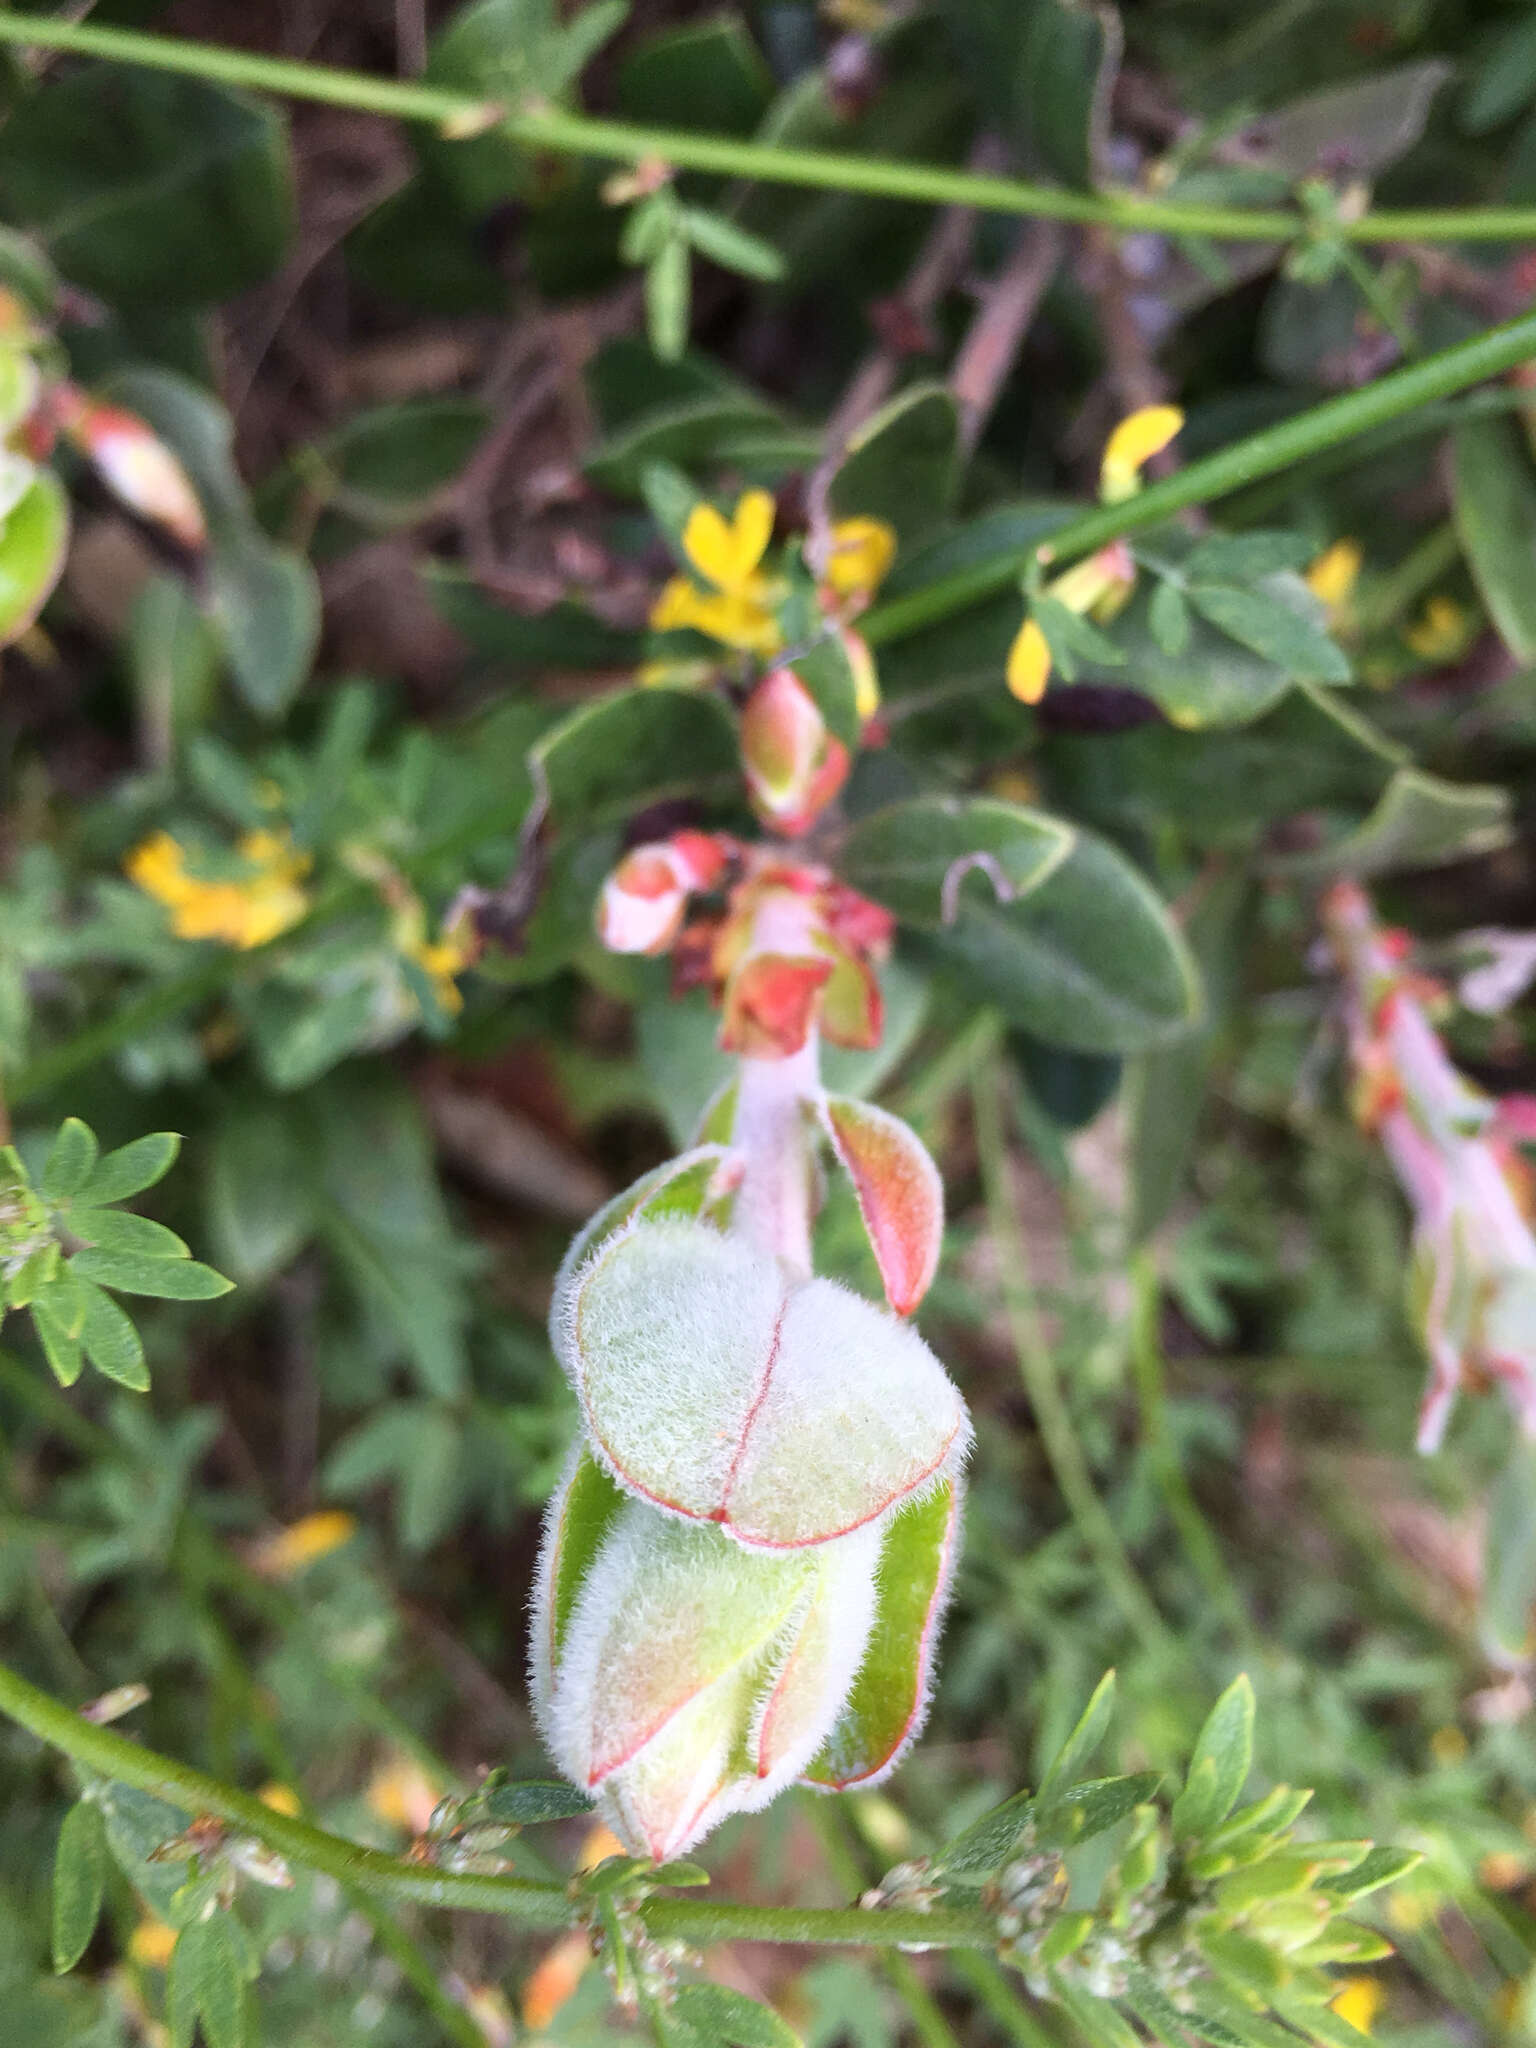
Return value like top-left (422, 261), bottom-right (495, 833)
top-left (1306, 539), bottom-right (1362, 616)
top-left (367, 1753), bottom-right (443, 1834)
top-left (1006, 617), bottom-right (1053, 705)
top-left (1331, 1975), bottom-right (1385, 2035)
top-left (824, 516), bottom-right (897, 601)
top-left (128, 1918), bottom-right (177, 1969)
top-left (258, 1782), bottom-right (302, 1817)
top-left (1100, 404), bottom-right (1184, 504)
top-left (576, 1821), bottom-right (627, 1869)
top-left (1405, 594), bottom-right (1471, 663)
top-left (127, 827), bottom-right (310, 949)
top-left (1006, 541), bottom-right (1137, 705)
top-left (522, 1930), bottom-right (590, 2033)
top-left (403, 929), bottom-right (471, 1016)
top-left (249, 1509), bottom-right (356, 1579)
top-left (650, 488), bottom-right (783, 655)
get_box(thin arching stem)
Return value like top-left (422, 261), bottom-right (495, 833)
top-left (0, 14), bottom-right (1534, 246)
top-left (0, 1653), bottom-right (999, 1950)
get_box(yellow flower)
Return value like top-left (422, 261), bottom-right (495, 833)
top-left (1306, 539), bottom-right (1362, 616)
top-left (522, 1931), bottom-right (590, 2033)
top-left (576, 1822), bottom-right (626, 1869)
top-left (406, 932), bottom-right (471, 1016)
top-left (650, 576), bottom-right (783, 655)
top-left (649, 488), bottom-right (784, 655)
top-left (1006, 617), bottom-right (1053, 705)
top-left (1331, 1976), bottom-right (1385, 2035)
top-left (128, 1918), bottom-right (178, 1969)
top-left (824, 516), bottom-right (897, 601)
top-left (259, 1782), bottom-right (302, 1817)
top-left (367, 1754), bottom-right (443, 1834)
top-left (1005, 541), bottom-right (1138, 705)
top-left (249, 1509), bottom-right (356, 1579)
top-left (127, 827), bottom-right (311, 950)
top-left (1100, 404), bottom-right (1184, 504)
top-left (682, 488), bottom-right (775, 595)
top-left (1405, 594), bottom-right (1470, 662)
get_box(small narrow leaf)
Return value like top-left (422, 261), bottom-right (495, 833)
top-left (480, 1779), bottom-right (594, 1825)
top-left (52, 1799), bottom-right (106, 1973)
top-left (42, 1117), bottom-right (98, 1199)
top-left (75, 1132), bottom-right (181, 1205)
top-left (1173, 1674), bottom-right (1255, 1840)
top-left (78, 1283), bottom-right (150, 1391)
top-left (33, 1303), bottom-right (84, 1387)
top-left (70, 1248), bottom-right (234, 1300)
top-left (1038, 1669), bottom-right (1116, 1814)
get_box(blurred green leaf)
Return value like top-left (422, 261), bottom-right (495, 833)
top-left (50, 1800), bottom-right (105, 1976)
top-left (0, 69), bottom-right (292, 305)
top-left (1453, 414), bottom-right (1536, 661)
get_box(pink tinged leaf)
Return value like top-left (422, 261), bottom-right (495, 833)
top-left (751, 1525), bottom-right (880, 1782)
top-left (565, 1219), bottom-right (970, 1547)
top-left (716, 1274), bottom-right (971, 1549)
top-left (721, 951), bottom-right (832, 1057)
top-left (597, 848), bottom-right (690, 956)
top-left (542, 1502), bottom-right (818, 1855)
top-left (549, 1146), bottom-right (735, 1373)
top-left (818, 942), bottom-right (882, 1050)
top-left (820, 1094), bottom-right (943, 1314)
top-left (801, 1472), bottom-right (962, 1791)
top-left (56, 389), bottom-right (207, 552)
top-left (740, 668), bottom-right (850, 835)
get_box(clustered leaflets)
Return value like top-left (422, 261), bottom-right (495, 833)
top-left (1322, 880), bottom-right (1536, 1454)
top-left (0, 285), bottom-right (206, 647)
top-left (863, 1673), bottom-right (1416, 2047)
top-left (536, 828), bottom-right (963, 1857)
top-left (0, 1118), bottom-right (231, 1391)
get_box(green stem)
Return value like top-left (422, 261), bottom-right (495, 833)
top-left (1, 15), bottom-right (1536, 245)
top-left (1126, 1253), bottom-right (1250, 1644)
top-left (812, 1799), bottom-right (966, 2048)
top-left (969, 1059), bottom-right (1174, 1657)
top-left (863, 304), bottom-right (1536, 646)
top-left (0, 1654), bottom-right (996, 1951)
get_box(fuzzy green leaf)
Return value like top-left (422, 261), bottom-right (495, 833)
top-left (1173, 1675), bottom-right (1255, 1840)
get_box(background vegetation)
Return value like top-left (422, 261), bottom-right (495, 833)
top-left (5, 1), bottom-right (1536, 2043)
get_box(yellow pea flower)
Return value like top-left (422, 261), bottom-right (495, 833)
top-left (1405, 594), bottom-right (1471, 663)
top-left (1006, 617), bottom-right (1053, 705)
top-left (1100, 404), bottom-right (1184, 504)
top-left (1005, 542), bottom-right (1137, 705)
top-left (128, 1918), bottom-right (178, 1969)
top-left (258, 1783), bottom-right (303, 1817)
top-left (649, 488), bottom-right (784, 655)
top-left (127, 827), bottom-right (311, 950)
top-left (1305, 539), bottom-right (1363, 616)
top-left (366, 1754), bottom-right (443, 1834)
top-left (405, 931), bottom-right (471, 1016)
top-left (649, 576), bottom-right (784, 655)
top-left (522, 1931), bottom-right (591, 2033)
top-left (249, 1509), bottom-right (357, 1579)
top-left (682, 488), bottom-right (775, 595)
top-left (1331, 1976), bottom-right (1385, 2035)
top-left (824, 516), bottom-right (897, 601)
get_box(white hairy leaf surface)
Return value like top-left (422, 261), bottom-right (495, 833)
top-left (561, 1217), bottom-right (971, 1547)
top-left (538, 1493), bottom-right (883, 1856)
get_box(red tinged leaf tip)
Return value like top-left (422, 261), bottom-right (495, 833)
top-left (821, 1094), bottom-right (943, 1315)
top-left (721, 952), bottom-right (832, 1058)
top-left (740, 668), bottom-right (851, 836)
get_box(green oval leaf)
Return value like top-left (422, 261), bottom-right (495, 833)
top-left (51, 1799), bottom-right (106, 1975)
top-left (0, 469), bottom-right (67, 645)
top-left (838, 796), bottom-right (1074, 929)
top-left (929, 830), bottom-right (1202, 1054)
top-left (1453, 414), bottom-right (1536, 661)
